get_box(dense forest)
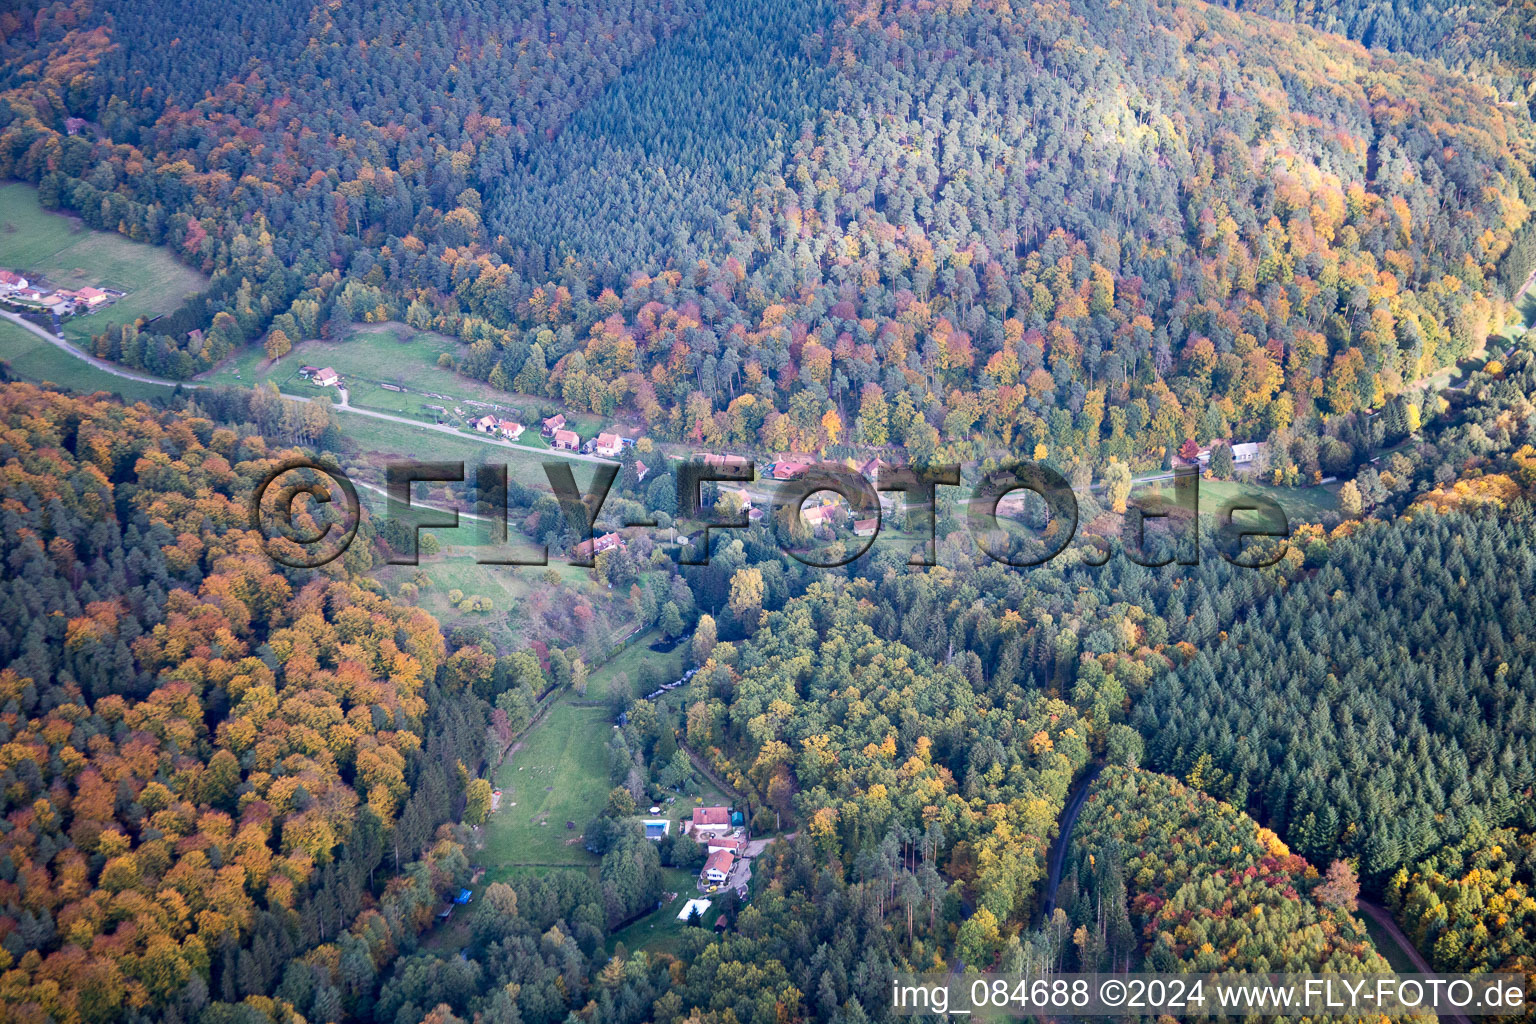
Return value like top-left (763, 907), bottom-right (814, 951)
top-left (3, 0), bottom-right (1536, 485)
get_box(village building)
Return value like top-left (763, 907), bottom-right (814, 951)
top-left (690, 806), bottom-right (732, 835)
top-left (772, 461), bottom-right (809, 481)
top-left (702, 849), bottom-right (735, 885)
top-left (853, 518), bottom-right (879, 537)
top-left (856, 455), bottom-right (889, 479)
top-left (313, 367), bottom-right (340, 387)
top-left (498, 419), bottom-right (524, 440)
top-left (800, 503), bottom-right (842, 528)
top-left (73, 286), bottom-right (109, 308)
top-left (573, 533), bottom-right (624, 561)
top-left (595, 431), bottom-right (623, 457)
top-left (541, 413), bottom-right (566, 436)
top-left (704, 835), bottom-right (745, 855)
top-left (473, 415), bottom-right (499, 434)
top-left (634, 460), bottom-right (650, 483)
top-left (1231, 441), bottom-right (1264, 465)
top-left (552, 428), bottom-right (580, 451)
top-left (0, 270), bottom-right (29, 293)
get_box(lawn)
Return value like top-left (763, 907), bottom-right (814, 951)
top-left (0, 319), bottom-right (176, 404)
top-left (372, 547), bottom-right (595, 652)
top-left (606, 867), bottom-right (704, 956)
top-left (1198, 476), bottom-right (1338, 523)
top-left (482, 702), bottom-right (616, 874)
top-left (0, 183), bottom-right (208, 342)
top-left (203, 322), bottom-right (570, 431)
top-left (583, 628), bottom-right (688, 702)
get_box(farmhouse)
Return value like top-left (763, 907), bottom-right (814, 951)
top-left (573, 533), bottom-right (624, 561)
top-left (498, 419), bottom-right (525, 440)
top-left (702, 850), bottom-right (735, 885)
top-left (856, 456), bottom-right (889, 479)
top-left (634, 460), bottom-right (650, 483)
top-left (800, 503), bottom-right (842, 528)
top-left (473, 415), bottom-right (499, 434)
top-left (595, 431), bottom-right (623, 457)
top-left (73, 286), bottom-right (109, 308)
top-left (313, 367), bottom-right (340, 387)
top-left (552, 428), bottom-right (580, 451)
top-left (0, 270), bottom-right (28, 292)
top-left (773, 461), bottom-right (809, 481)
top-left (853, 518), bottom-right (879, 537)
top-left (541, 414), bottom-right (566, 436)
top-left (690, 806), bottom-right (732, 835)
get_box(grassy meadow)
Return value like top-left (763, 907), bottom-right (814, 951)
top-left (0, 183), bottom-right (207, 342)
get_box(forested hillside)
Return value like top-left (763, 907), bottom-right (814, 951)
top-left (3, 0), bottom-right (1535, 480)
top-left (1059, 766), bottom-right (1391, 974)
top-left (0, 384), bottom-right (499, 1024)
top-left (3, 0), bottom-right (1536, 1020)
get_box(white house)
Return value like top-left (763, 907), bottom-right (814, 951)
top-left (702, 850), bottom-right (735, 885)
top-left (1231, 442), bottom-right (1264, 465)
top-left (498, 419), bottom-right (524, 440)
top-left (691, 806), bottom-right (732, 835)
top-left (473, 415), bottom-right (499, 434)
top-left (313, 367), bottom-right (340, 387)
top-left (0, 270), bottom-right (28, 293)
top-left (595, 431), bottom-right (623, 458)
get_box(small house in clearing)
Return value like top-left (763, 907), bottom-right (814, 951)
top-left (595, 431), bottom-right (623, 457)
top-left (1231, 441), bottom-right (1264, 465)
top-left (541, 414), bottom-right (567, 437)
top-left (73, 286), bottom-right (109, 308)
top-left (313, 367), bottom-right (340, 387)
top-left (552, 428), bottom-right (580, 451)
top-left (498, 419), bottom-right (525, 440)
top-left (853, 518), bottom-right (879, 537)
top-left (702, 850), bottom-right (735, 885)
top-left (473, 415), bottom-right (499, 434)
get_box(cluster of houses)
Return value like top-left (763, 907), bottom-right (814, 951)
top-left (0, 270), bottom-right (113, 315)
top-left (472, 414), bottom-right (525, 441)
top-left (686, 806), bottom-right (748, 890)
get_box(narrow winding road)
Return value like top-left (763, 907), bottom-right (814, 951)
top-left (2, 309), bottom-right (622, 466)
top-left (1040, 762), bottom-right (1103, 925)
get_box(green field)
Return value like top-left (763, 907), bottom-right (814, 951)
top-left (606, 866), bottom-right (703, 956)
top-left (0, 318), bottom-right (176, 404)
top-left (483, 702), bottom-right (615, 873)
top-left (203, 321), bottom-right (583, 435)
top-left (584, 628), bottom-right (687, 702)
top-left (0, 183), bottom-right (207, 342)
